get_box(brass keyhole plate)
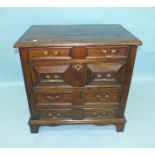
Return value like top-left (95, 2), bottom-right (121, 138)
top-left (73, 64), bottom-right (83, 71)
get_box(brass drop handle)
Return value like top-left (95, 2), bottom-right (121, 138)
top-left (102, 50), bottom-right (107, 54)
top-left (53, 51), bottom-right (59, 56)
top-left (102, 112), bottom-right (107, 115)
top-left (48, 113), bottom-right (52, 117)
top-left (105, 94), bottom-right (110, 98)
top-left (93, 112), bottom-right (97, 116)
top-left (43, 51), bottom-right (48, 55)
top-left (96, 94), bottom-right (106, 101)
top-left (73, 64), bottom-right (83, 72)
top-left (45, 75), bottom-right (50, 79)
top-left (96, 94), bottom-right (110, 100)
top-left (45, 75), bottom-right (59, 80)
top-left (102, 49), bottom-right (112, 57)
top-left (57, 113), bottom-right (61, 116)
top-left (46, 95), bottom-right (60, 100)
top-left (48, 112), bottom-right (61, 118)
top-left (97, 112), bottom-right (107, 118)
top-left (107, 73), bottom-right (112, 78)
top-left (97, 74), bottom-right (102, 78)
top-left (96, 94), bottom-right (102, 98)
top-left (54, 75), bottom-right (59, 79)
top-left (111, 49), bottom-right (117, 54)
top-left (102, 49), bottom-right (117, 57)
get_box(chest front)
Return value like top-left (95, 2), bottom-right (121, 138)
top-left (14, 25), bottom-right (142, 133)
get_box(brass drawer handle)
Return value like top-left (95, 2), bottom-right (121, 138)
top-left (53, 51), bottom-right (59, 56)
top-left (43, 51), bottom-right (48, 55)
top-left (102, 112), bottom-right (107, 115)
top-left (48, 113), bottom-right (52, 117)
top-left (105, 94), bottom-right (110, 98)
top-left (97, 115), bottom-right (103, 118)
top-left (96, 94), bottom-right (102, 98)
top-left (73, 64), bottom-right (83, 72)
top-left (102, 49), bottom-right (117, 57)
top-left (96, 94), bottom-right (110, 100)
top-left (102, 50), bottom-right (107, 54)
top-left (45, 75), bottom-right (59, 80)
top-left (45, 75), bottom-right (50, 79)
top-left (111, 49), bottom-right (117, 54)
top-left (54, 75), bottom-right (59, 79)
top-left (57, 113), bottom-right (61, 116)
top-left (106, 73), bottom-right (111, 78)
top-left (102, 49), bottom-right (112, 57)
top-left (93, 112), bottom-right (97, 116)
top-left (46, 95), bottom-right (60, 100)
top-left (96, 94), bottom-right (105, 101)
top-left (48, 112), bottom-right (61, 118)
top-left (97, 112), bottom-right (107, 118)
top-left (97, 74), bottom-right (102, 78)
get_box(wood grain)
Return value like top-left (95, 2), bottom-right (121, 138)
top-left (14, 25), bottom-right (142, 48)
top-left (14, 25), bottom-right (142, 133)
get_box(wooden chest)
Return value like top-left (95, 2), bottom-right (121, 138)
top-left (14, 25), bottom-right (142, 133)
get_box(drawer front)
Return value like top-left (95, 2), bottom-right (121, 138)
top-left (29, 47), bottom-right (71, 60)
top-left (84, 108), bottom-right (117, 119)
top-left (38, 108), bottom-right (118, 120)
top-left (31, 62), bottom-right (126, 87)
top-left (38, 108), bottom-right (71, 119)
top-left (86, 62), bottom-right (126, 86)
top-left (34, 91), bottom-right (73, 105)
top-left (28, 46), bottom-right (128, 60)
top-left (30, 64), bottom-right (70, 86)
top-left (86, 47), bottom-right (128, 58)
top-left (83, 88), bottom-right (120, 104)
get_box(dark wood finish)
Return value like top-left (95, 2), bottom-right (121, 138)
top-left (116, 123), bottom-right (126, 132)
top-left (86, 46), bottom-right (128, 59)
top-left (19, 48), bottom-right (37, 119)
top-left (29, 47), bottom-right (72, 60)
top-left (29, 124), bottom-right (39, 133)
top-left (14, 25), bottom-right (142, 48)
top-left (14, 25), bottom-right (142, 133)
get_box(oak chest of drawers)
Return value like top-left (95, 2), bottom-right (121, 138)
top-left (14, 25), bottom-right (142, 133)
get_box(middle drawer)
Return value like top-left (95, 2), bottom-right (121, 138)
top-left (34, 87), bottom-right (121, 108)
top-left (30, 62), bottom-right (126, 87)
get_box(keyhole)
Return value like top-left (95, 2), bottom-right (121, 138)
top-left (77, 65), bottom-right (80, 69)
top-left (73, 64), bottom-right (83, 71)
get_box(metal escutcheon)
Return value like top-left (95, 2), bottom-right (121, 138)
top-left (73, 64), bottom-right (83, 72)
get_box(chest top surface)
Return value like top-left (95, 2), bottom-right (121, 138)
top-left (14, 24), bottom-right (142, 48)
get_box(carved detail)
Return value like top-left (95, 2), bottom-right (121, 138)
top-left (64, 64), bottom-right (94, 87)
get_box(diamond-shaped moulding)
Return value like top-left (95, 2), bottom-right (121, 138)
top-left (63, 64), bottom-right (95, 87)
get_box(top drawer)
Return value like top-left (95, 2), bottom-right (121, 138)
top-left (28, 46), bottom-right (128, 60)
top-left (28, 47), bottom-right (72, 60)
top-left (86, 47), bottom-right (128, 59)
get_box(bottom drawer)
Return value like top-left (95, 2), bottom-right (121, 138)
top-left (38, 108), bottom-right (118, 120)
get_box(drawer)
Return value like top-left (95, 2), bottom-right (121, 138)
top-left (34, 91), bottom-right (73, 105)
top-left (83, 88), bottom-right (120, 104)
top-left (28, 47), bottom-right (71, 60)
top-left (38, 108), bottom-right (118, 120)
top-left (86, 63), bottom-right (126, 86)
top-left (86, 47), bottom-right (128, 58)
top-left (30, 64), bottom-right (70, 86)
top-left (84, 108), bottom-right (117, 119)
top-left (38, 108), bottom-right (71, 119)
top-left (31, 62), bottom-right (126, 87)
